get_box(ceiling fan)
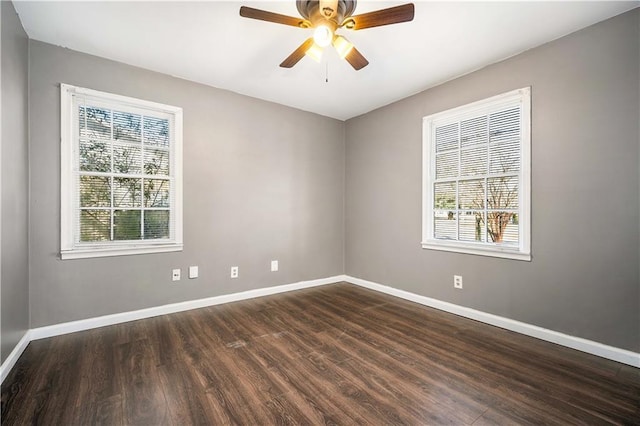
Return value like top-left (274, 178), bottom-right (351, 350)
top-left (239, 0), bottom-right (415, 70)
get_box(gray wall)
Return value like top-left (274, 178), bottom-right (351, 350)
top-left (28, 41), bottom-right (345, 327)
top-left (1, 0), bottom-right (30, 363)
top-left (345, 10), bottom-right (640, 352)
top-left (16, 6), bottom-right (640, 355)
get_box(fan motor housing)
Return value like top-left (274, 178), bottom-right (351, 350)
top-left (296, 0), bottom-right (357, 25)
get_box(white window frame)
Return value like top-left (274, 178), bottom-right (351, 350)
top-left (60, 84), bottom-right (183, 259)
top-left (422, 87), bottom-right (531, 261)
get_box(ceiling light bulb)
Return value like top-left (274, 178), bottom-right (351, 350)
top-left (333, 36), bottom-right (354, 59)
top-left (305, 43), bottom-right (323, 63)
top-left (313, 25), bottom-right (333, 48)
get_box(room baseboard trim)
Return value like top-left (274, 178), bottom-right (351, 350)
top-left (3, 273), bottom-right (636, 385)
top-left (0, 330), bottom-right (31, 384)
top-left (344, 275), bottom-right (640, 368)
top-left (29, 275), bottom-right (346, 341)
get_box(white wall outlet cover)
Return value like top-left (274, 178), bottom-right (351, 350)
top-left (454, 275), bottom-right (463, 289)
top-left (231, 266), bottom-right (239, 278)
top-left (189, 266), bottom-right (198, 279)
top-left (172, 269), bottom-right (181, 281)
top-left (271, 260), bottom-right (279, 272)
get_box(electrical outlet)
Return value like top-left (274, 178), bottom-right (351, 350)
top-left (271, 260), bottom-right (279, 272)
top-left (454, 275), bottom-right (463, 289)
top-left (230, 266), bottom-right (239, 278)
top-left (189, 266), bottom-right (198, 279)
top-left (172, 269), bottom-right (181, 281)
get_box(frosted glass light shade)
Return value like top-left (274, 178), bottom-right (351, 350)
top-left (305, 43), bottom-right (323, 62)
top-left (333, 36), bottom-right (354, 59)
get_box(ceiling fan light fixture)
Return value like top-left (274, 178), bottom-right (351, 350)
top-left (313, 25), bottom-right (333, 47)
top-left (240, 1), bottom-right (415, 71)
top-left (305, 43), bottom-right (324, 62)
top-left (333, 35), bottom-right (354, 59)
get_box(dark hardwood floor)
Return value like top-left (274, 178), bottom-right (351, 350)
top-left (2, 282), bottom-right (639, 425)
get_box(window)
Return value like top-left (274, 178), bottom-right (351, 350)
top-left (422, 87), bottom-right (531, 261)
top-left (61, 84), bottom-right (183, 259)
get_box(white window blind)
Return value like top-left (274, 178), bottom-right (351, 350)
top-left (422, 88), bottom-right (531, 260)
top-left (61, 84), bottom-right (183, 259)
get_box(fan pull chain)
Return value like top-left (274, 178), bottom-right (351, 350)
top-left (325, 61), bottom-right (329, 83)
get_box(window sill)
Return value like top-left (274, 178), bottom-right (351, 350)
top-left (421, 242), bottom-right (531, 261)
top-left (61, 243), bottom-right (183, 260)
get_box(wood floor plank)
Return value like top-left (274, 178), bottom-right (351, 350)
top-left (74, 328), bottom-right (123, 425)
top-left (262, 392), bottom-right (331, 425)
top-left (265, 352), bottom-right (371, 424)
top-left (2, 282), bottom-right (639, 425)
top-left (116, 339), bottom-right (170, 425)
top-left (157, 360), bottom-right (214, 425)
top-left (0, 340), bottom-right (50, 423)
top-left (29, 333), bottom-right (86, 425)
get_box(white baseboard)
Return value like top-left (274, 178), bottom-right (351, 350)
top-left (30, 275), bottom-right (346, 341)
top-left (2, 273), bottom-right (637, 386)
top-left (0, 330), bottom-right (31, 384)
top-left (2, 275), bottom-right (345, 384)
top-left (344, 275), bottom-right (640, 368)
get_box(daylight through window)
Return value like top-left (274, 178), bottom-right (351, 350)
top-left (422, 88), bottom-right (531, 260)
top-left (61, 84), bottom-right (183, 259)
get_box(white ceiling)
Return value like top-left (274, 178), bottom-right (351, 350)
top-left (13, 1), bottom-right (639, 120)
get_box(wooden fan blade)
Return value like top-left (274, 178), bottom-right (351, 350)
top-left (240, 6), bottom-right (309, 28)
top-left (344, 46), bottom-right (369, 70)
top-left (348, 3), bottom-right (415, 30)
top-left (280, 38), bottom-right (315, 68)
